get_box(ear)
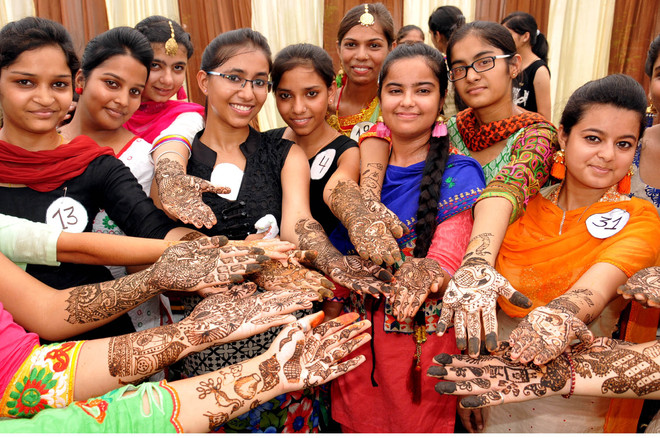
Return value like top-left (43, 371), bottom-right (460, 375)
top-left (197, 69), bottom-right (209, 95)
top-left (328, 81), bottom-right (338, 105)
top-left (74, 69), bottom-right (85, 89)
top-left (557, 124), bottom-right (568, 150)
top-left (509, 54), bottom-right (523, 79)
top-left (522, 31), bottom-right (531, 44)
top-left (336, 39), bottom-right (341, 58)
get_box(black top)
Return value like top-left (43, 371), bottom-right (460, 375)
top-left (264, 128), bottom-right (357, 235)
top-left (0, 155), bottom-right (178, 339)
top-left (187, 127), bottom-right (293, 239)
top-left (512, 59), bottom-right (549, 114)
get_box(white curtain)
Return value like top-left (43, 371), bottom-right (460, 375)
top-left (403, 0), bottom-right (475, 46)
top-left (547, 0), bottom-right (615, 124)
top-left (0, 1), bottom-right (35, 27)
top-left (252, 0), bottom-right (324, 131)
top-left (105, 0), bottom-right (180, 28)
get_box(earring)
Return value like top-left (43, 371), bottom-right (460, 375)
top-left (376, 115), bottom-right (391, 138)
top-left (647, 101), bottom-right (658, 128)
top-left (551, 149), bottom-right (565, 179)
top-left (176, 86), bottom-right (187, 100)
top-left (75, 87), bottom-right (83, 95)
top-left (617, 165), bottom-right (634, 194)
top-left (432, 115), bottom-right (447, 137)
top-left (335, 68), bottom-right (346, 88)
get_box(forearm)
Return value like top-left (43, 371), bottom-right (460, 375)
top-left (359, 137), bottom-right (389, 202)
top-left (546, 288), bottom-right (610, 325)
top-left (462, 198), bottom-right (511, 265)
top-left (56, 232), bottom-right (169, 266)
top-left (329, 179), bottom-right (372, 226)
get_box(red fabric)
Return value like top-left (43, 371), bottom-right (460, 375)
top-left (124, 100), bottom-right (205, 143)
top-left (455, 108), bottom-right (547, 152)
top-left (0, 135), bottom-right (114, 192)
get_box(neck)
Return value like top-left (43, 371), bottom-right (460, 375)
top-left (389, 132), bottom-right (431, 167)
top-left (200, 122), bottom-right (250, 152)
top-left (287, 123), bottom-right (338, 157)
top-left (0, 124), bottom-right (61, 151)
top-left (473, 100), bottom-right (519, 125)
top-left (61, 112), bottom-right (126, 154)
top-left (557, 179), bottom-right (608, 211)
top-left (340, 80), bottom-right (378, 110)
top-left (518, 45), bottom-right (536, 65)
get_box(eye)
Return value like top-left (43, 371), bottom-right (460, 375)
top-left (417, 88), bottom-right (431, 94)
top-left (53, 81), bottom-right (70, 89)
top-left (150, 63), bottom-right (161, 71)
top-left (225, 74), bottom-right (242, 83)
top-left (105, 80), bottom-right (119, 89)
top-left (453, 66), bottom-right (466, 75)
top-left (476, 58), bottom-right (492, 67)
top-left (252, 79), bottom-right (267, 88)
top-left (370, 43), bottom-right (383, 49)
top-left (277, 92), bottom-right (291, 100)
top-left (173, 65), bottom-right (185, 72)
top-left (130, 88), bottom-right (142, 96)
top-left (616, 140), bottom-right (634, 149)
top-left (16, 79), bottom-right (34, 87)
top-left (386, 87), bottom-right (402, 95)
top-left (585, 135), bottom-right (600, 143)
top-left (343, 42), bottom-right (356, 48)
top-left (306, 90), bottom-right (319, 98)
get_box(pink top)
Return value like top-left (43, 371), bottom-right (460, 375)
top-left (0, 302), bottom-right (39, 394)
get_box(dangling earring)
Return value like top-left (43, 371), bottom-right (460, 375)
top-left (646, 101), bottom-right (658, 128)
top-left (376, 115), bottom-right (391, 138)
top-left (176, 86), bottom-right (187, 100)
top-left (617, 165), bottom-right (634, 194)
top-left (432, 115), bottom-right (447, 137)
top-left (75, 87), bottom-right (83, 95)
top-left (551, 149), bottom-right (565, 179)
top-left (335, 68), bottom-right (346, 88)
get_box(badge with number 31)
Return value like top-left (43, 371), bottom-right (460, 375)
top-left (585, 208), bottom-right (630, 239)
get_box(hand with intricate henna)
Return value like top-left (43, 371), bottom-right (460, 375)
top-left (388, 258), bottom-right (444, 322)
top-left (508, 306), bottom-right (594, 365)
top-left (329, 179), bottom-right (404, 266)
top-left (617, 266), bottom-right (660, 308)
top-left (436, 259), bottom-right (532, 357)
top-left (249, 259), bottom-right (335, 300)
top-left (154, 157), bottom-right (230, 229)
top-left (294, 218), bottom-right (393, 297)
top-left (225, 238), bottom-right (313, 261)
top-left (428, 337), bottom-right (660, 409)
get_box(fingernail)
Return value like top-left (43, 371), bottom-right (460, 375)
top-left (230, 274), bottom-right (244, 283)
top-left (436, 323), bottom-right (446, 335)
top-left (336, 313), bottom-right (360, 325)
top-left (378, 271), bottom-right (393, 281)
top-left (469, 338), bottom-right (480, 356)
top-left (485, 333), bottom-right (498, 351)
top-left (322, 279), bottom-right (335, 289)
top-left (433, 353), bottom-right (452, 364)
top-left (427, 366), bottom-right (447, 377)
top-left (456, 337), bottom-right (467, 350)
top-left (434, 381), bottom-right (456, 394)
top-left (251, 248), bottom-right (266, 255)
top-left (256, 255), bottom-right (270, 263)
top-left (460, 396), bottom-right (482, 408)
top-left (246, 264), bottom-right (262, 274)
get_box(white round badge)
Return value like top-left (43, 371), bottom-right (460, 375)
top-left (210, 163), bottom-right (244, 201)
top-left (585, 208), bottom-right (630, 239)
top-left (310, 149), bottom-right (336, 180)
top-left (45, 197), bottom-right (88, 233)
top-left (350, 121), bottom-right (374, 142)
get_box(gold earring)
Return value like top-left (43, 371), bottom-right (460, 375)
top-left (165, 21), bottom-right (179, 57)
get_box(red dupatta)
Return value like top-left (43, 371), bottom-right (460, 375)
top-left (0, 135), bottom-right (114, 192)
top-left (124, 100), bottom-right (205, 143)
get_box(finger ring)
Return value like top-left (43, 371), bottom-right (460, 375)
top-left (495, 390), bottom-right (505, 401)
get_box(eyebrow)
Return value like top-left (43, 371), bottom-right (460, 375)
top-left (450, 50), bottom-right (495, 66)
top-left (153, 58), bottom-right (187, 66)
top-left (225, 68), bottom-right (268, 77)
top-left (9, 71), bottom-right (70, 78)
top-left (343, 37), bottom-right (385, 43)
top-left (385, 81), bottom-right (437, 87)
top-left (277, 85), bottom-right (322, 92)
top-left (581, 128), bottom-right (637, 140)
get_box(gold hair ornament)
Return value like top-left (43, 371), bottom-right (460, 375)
top-left (165, 20), bottom-right (179, 56)
top-left (359, 4), bottom-right (375, 27)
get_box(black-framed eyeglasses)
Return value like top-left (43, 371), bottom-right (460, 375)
top-left (448, 54), bottom-right (513, 82)
top-left (206, 71), bottom-right (273, 92)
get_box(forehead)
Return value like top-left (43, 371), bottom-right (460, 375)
top-left (278, 65), bottom-right (324, 86)
top-left (573, 104), bottom-right (640, 135)
top-left (384, 57), bottom-right (436, 83)
top-left (450, 34), bottom-right (501, 63)
top-left (4, 45), bottom-right (70, 73)
top-left (342, 22), bottom-right (387, 42)
top-left (219, 49), bottom-right (270, 72)
top-left (91, 54), bottom-right (148, 79)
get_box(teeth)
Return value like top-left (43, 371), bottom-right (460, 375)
top-left (353, 67), bottom-right (369, 73)
top-left (231, 104), bottom-right (252, 111)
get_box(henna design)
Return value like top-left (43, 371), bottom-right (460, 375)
top-left (179, 230), bottom-right (208, 241)
top-left (463, 233), bottom-right (494, 263)
top-left (258, 354), bottom-right (281, 393)
top-left (250, 257), bottom-right (334, 300)
top-left (204, 411), bottom-right (229, 430)
top-left (360, 163), bottom-right (385, 203)
top-left (389, 258), bottom-right (444, 321)
top-left (509, 306), bottom-right (594, 364)
top-left (437, 261), bottom-right (531, 355)
top-left (233, 374), bottom-right (262, 399)
top-left (329, 179), bottom-right (403, 266)
top-left (283, 339), bottom-right (306, 383)
top-left (108, 325), bottom-right (187, 381)
top-left (155, 157), bottom-right (230, 228)
top-left (196, 376), bottom-right (244, 413)
top-left (617, 266), bottom-right (660, 308)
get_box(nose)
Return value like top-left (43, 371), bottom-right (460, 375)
top-left (356, 45), bottom-right (369, 60)
top-left (292, 96), bottom-right (306, 114)
top-left (236, 80), bottom-right (256, 99)
top-left (114, 89), bottom-right (129, 107)
top-left (465, 66), bottom-right (480, 82)
top-left (160, 68), bottom-right (174, 86)
top-left (401, 89), bottom-right (414, 107)
top-left (34, 83), bottom-right (56, 106)
top-left (597, 143), bottom-right (616, 161)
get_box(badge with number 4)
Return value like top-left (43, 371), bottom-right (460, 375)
top-left (585, 208), bottom-right (630, 239)
top-left (46, 197), bottom-right (88, 233)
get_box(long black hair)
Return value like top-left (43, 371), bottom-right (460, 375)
top-left (378, 43), bottom-right (449, 257)
top-left (502, 11), bottom-right (548, 63)
top-left (645, 34), bottom-right (660, 78)
top-left (271, 43), bottom-right (334, 91)
top-left (81, 27), bottom-right (153, 79)
top-left (428, 5), bottom-right (465, 43)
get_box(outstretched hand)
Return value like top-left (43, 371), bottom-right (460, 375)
top-left (326, 255), bottom-right (394, 298)
top-left (389, 258), bottom-right (444, 321)
top-left (436, 261), bottom-right (532, 357)
top-left (617, 266), bottom-right (660, 308)
top-left (155, 157), bottom-right (230, 229)
top-left (147, 236), bottom-right (270, 294)
top-left (249, 259), bottom-right (335, 300)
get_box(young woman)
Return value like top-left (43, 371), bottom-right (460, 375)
top-left (436, 74), bottom-right (660, 433)
top-left (394, 25), bottom-right (424, 46)
top-left (631, 34), bottom-right (660, 212)
top-left (330, 42), bottom-right (486, 433)
top-left (159, 28), bottom-right (391, 433)
top-left (0, 308), bottom-right (370, 433)
top-left (502, 11), bottom-right (552, 120)
top-left (0, 17), bottom-right (195, 339)
top-left (326, 3), bottom-right (394, 142)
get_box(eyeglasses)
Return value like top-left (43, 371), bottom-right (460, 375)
top-left (447, 54), bottom-right (513, 82)
top-left (206, 71), bottom-right (273, 92)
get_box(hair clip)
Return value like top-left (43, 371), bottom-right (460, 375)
top-left (359, 4), bottom-right (375, 27)
top-left (165, 20), bottom-right (179, 56)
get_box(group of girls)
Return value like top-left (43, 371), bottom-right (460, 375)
top-left (0, 0), bottom-right (660, 434)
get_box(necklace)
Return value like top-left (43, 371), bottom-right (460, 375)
top-left (326, 82), bottom-right (379, 135)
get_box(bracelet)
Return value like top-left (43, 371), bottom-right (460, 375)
top-left (155, 149), bottom-right (188, 163)
top-left (562, 351), bottom-right (576, 399)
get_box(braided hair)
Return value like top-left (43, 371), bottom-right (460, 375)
top-left (378, 43), bottom-right (449, 257)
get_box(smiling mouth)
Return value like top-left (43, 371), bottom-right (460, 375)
top-left (230, 103), bottom-right (253, 112)
top-left (352, 66), bottom-right (371, 73)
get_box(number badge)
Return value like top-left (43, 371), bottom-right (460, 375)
top-left (46, 197), bottom-right (88, 233)
top-left (585, 208), bottom-right (630, 239)
top-left (310, 149), bottom-right (336, 180)
top-left (350, 121), bottom-right (374, 142)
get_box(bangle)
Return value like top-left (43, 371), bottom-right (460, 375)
top-left (562, 351), bottom-right (576, 399)
top-left (155, 149), bottom-right (187, 163)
